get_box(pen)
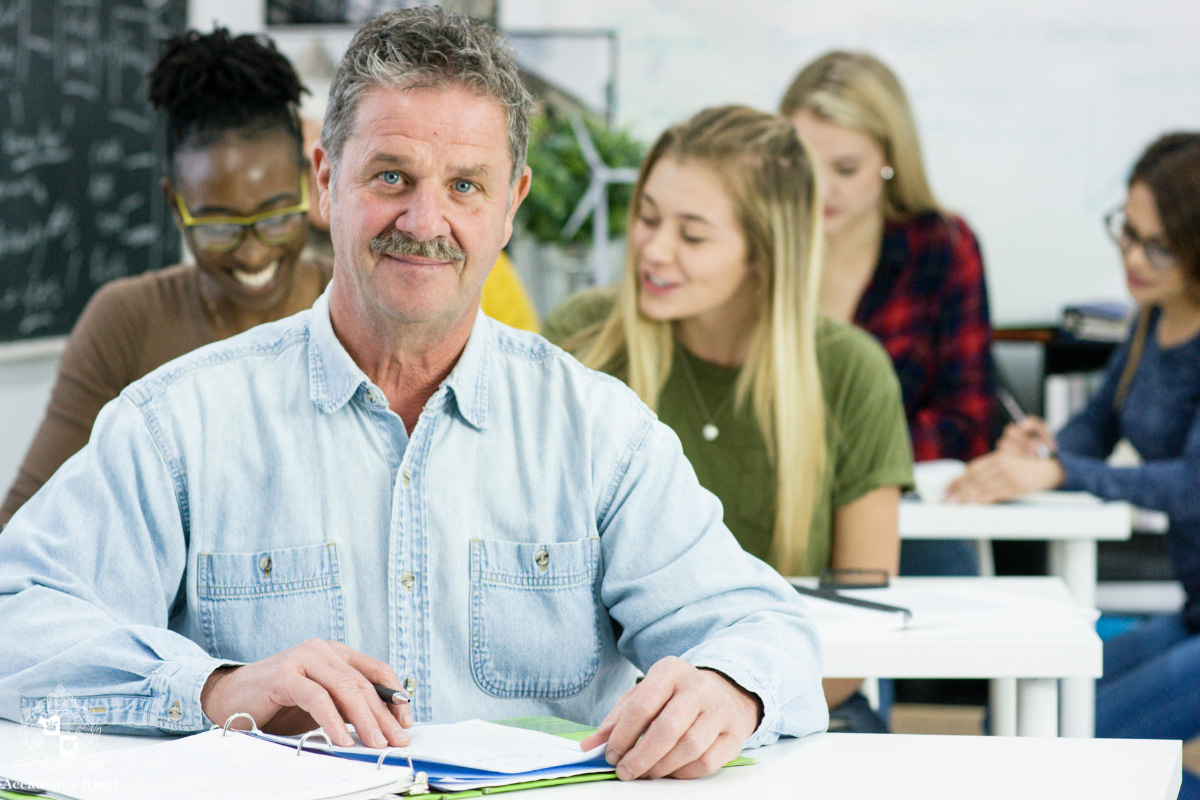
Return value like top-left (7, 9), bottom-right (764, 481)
top-left (793, 585), bottom-right (912, 623)
top-left (998, 388), bottom-right (1052, 459)
top-left (374, 683), bottom-right (411, 705)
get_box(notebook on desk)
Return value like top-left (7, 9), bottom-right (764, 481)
top-left (0, 716), bottom-right (755, 800)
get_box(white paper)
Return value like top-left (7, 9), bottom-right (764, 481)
top-left (793, 592), bottom-right (910, 633)
top-left (912, 459), bottom-right (967, 501)
top-left (1014, 491), bottom-right (1102, 505)
top-left (837, 583), bottom-right (1099, 633)
top-left (260, 719), bottom-right (606, 775)
top-left (0, 729), bottom-right (413, 800)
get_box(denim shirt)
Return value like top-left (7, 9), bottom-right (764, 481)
top-left (0, 291), bottom-right (826, 745)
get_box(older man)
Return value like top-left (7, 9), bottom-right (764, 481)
top-left (0, 7), bottom-right (825, 781)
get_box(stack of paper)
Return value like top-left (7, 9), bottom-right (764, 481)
top-left (0, 728), bottom-right (415, 800)
top-left (253, 719), bottom-right (612, 791)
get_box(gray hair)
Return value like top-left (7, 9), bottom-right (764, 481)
top-left (322, 6), bottom-right (532, 184)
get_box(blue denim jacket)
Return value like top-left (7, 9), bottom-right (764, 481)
top-left (0, 291), bottom-right (827, 745)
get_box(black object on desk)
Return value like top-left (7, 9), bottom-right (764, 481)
top-left (793, 585), bottom-right (912, 624)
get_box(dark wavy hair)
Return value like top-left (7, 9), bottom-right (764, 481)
top-left (148, 28), bottom-right (308, 177)
top-left (1130, 133), bottom-right (1200, 287)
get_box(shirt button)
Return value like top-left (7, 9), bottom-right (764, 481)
top-left (401, 572), bottom-right (415, 591)
top-left (404, 676), bottom-right (417, 696)
top-left (366, 389), bottom-right (380, 405)
top-left (168, 701), bottom-right (182, 722)
top-left (534, 549), bottom-right (550, 571)
top-left (402, 467), bottom-right (411, 487)
top-left (258, 556), bottom-right (272, 577)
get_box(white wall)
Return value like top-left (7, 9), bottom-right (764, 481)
top-left (498, 0), bottom-right (1200, 326)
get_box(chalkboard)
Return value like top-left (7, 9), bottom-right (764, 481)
top-left (0, 0), bottom-right (185, 344)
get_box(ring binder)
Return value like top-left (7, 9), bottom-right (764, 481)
top-left (376, 748), bottom-right (429, 795)
top-left (297, 730), bottom-right (334, 755)
top-left (287, 727), bottom-right (427, 795)
top-left (1, 714), bottom-right (421, 800)
top-left (216, 713), bottom-right (259, 736)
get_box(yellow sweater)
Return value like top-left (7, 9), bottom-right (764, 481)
top-left (481, 252), bottom-right (539, 332)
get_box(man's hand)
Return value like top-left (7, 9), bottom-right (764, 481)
top-left (200, 639), bottom-right (412, 748)
top-left (945, 451), bottom-right (1065, 504)
top-left (579, 657), bottom-right (761, 781)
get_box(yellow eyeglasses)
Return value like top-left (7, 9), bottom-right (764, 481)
top-left (173, 179), bottom-right (310, 253)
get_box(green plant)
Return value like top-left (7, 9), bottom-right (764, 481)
top-left (517, 111), bottom-right (645, 246)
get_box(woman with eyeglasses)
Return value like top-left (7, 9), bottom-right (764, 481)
top-left (947, 133), bottom-right (1200, 781)
top-left (0, 29), bottom-right (330, 528)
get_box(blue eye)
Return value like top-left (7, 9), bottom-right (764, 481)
top-left (453, 179), bottom-right (475, 194)
top-left (380, 171), bottom-right (401, 185)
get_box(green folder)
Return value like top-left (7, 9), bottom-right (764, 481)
top-left (414, 716), bottom-right (756, 799)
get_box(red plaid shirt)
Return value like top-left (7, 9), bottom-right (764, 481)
top-left (853, 212), bottom-right (997, 462)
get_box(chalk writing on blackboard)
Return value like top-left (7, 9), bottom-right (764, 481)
top-left (0, 0), bottom-right (185, 343)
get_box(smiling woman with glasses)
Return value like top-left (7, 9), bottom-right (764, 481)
top-left (173, 178), bottom-right (310, 253)
top-left (0, 29), bottom-right (333, 529)
top-left (944, 132), bottom-right (1200, 796)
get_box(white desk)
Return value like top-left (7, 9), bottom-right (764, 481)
top-left (0, 722), bottom-right (1181, 800)
top-left (900, 497), bottom-right (1132, 738)
top-left (800, 577), bottom-right (1101, 738)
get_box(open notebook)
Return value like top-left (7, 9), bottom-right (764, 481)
top-left (252, 718), bottom-right (613, 791)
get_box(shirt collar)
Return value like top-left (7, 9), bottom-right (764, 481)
top-left (440, 308), bottom-right (491, 431)
top-left (308, 289), bottom-right (491, 430)
top-left (308, 288), bottom-right (368, 413)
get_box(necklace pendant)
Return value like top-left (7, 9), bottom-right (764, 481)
top-left (702, 423), bottom-right (719, 442)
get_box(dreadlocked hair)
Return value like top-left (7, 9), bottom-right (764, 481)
top-left (148, 28), bottom-right (308, 176)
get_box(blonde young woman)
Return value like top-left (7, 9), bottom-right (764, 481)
top-left (544, 106), bottom-right (913, 731)
top-left (781, 51), bottom-right (997, 576)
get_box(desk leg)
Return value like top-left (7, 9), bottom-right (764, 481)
top-left (990, 678), bottom-right (1017, 736)
top-left (1049, 539), bottom-right (1096, 609)
top-left (1048, 539), bottom-right (1097, 738)
top-left (1017, 678), bottom-right (1059, 737)
top-left (1060, 678), bottom-right (1096, 738)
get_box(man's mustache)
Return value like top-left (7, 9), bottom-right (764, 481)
top-left (369, 231), bottom-right (466, 262)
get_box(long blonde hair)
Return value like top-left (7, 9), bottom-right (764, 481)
top-left (568, 105), bottom-right (827, 575)
top-left (780, 50), bottom-right (939, 219)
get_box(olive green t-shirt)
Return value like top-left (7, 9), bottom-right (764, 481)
top-left (543, 287), bottom-right (914, 575)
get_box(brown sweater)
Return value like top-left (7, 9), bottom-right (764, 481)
top-left (0, 260), bottom-right (332, 528)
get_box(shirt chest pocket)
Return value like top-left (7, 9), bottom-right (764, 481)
top-left (196, 543), bottom-right (346, 664)
top-left (469, 537), bottom-right (602, 699)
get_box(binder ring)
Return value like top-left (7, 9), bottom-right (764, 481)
top-left (376, 747), bottom-right (414, 771)
top-left (216, 713), bottom-right (259, 736)
top-left (376, 749), bottom-right (429, 795)
top-left (296, 730), bottom-right (334, 755)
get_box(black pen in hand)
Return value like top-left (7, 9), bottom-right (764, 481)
top-left (998, 389), bottom-right (1052, 459)
top-left (373, 683), bottom-right (410, 705)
